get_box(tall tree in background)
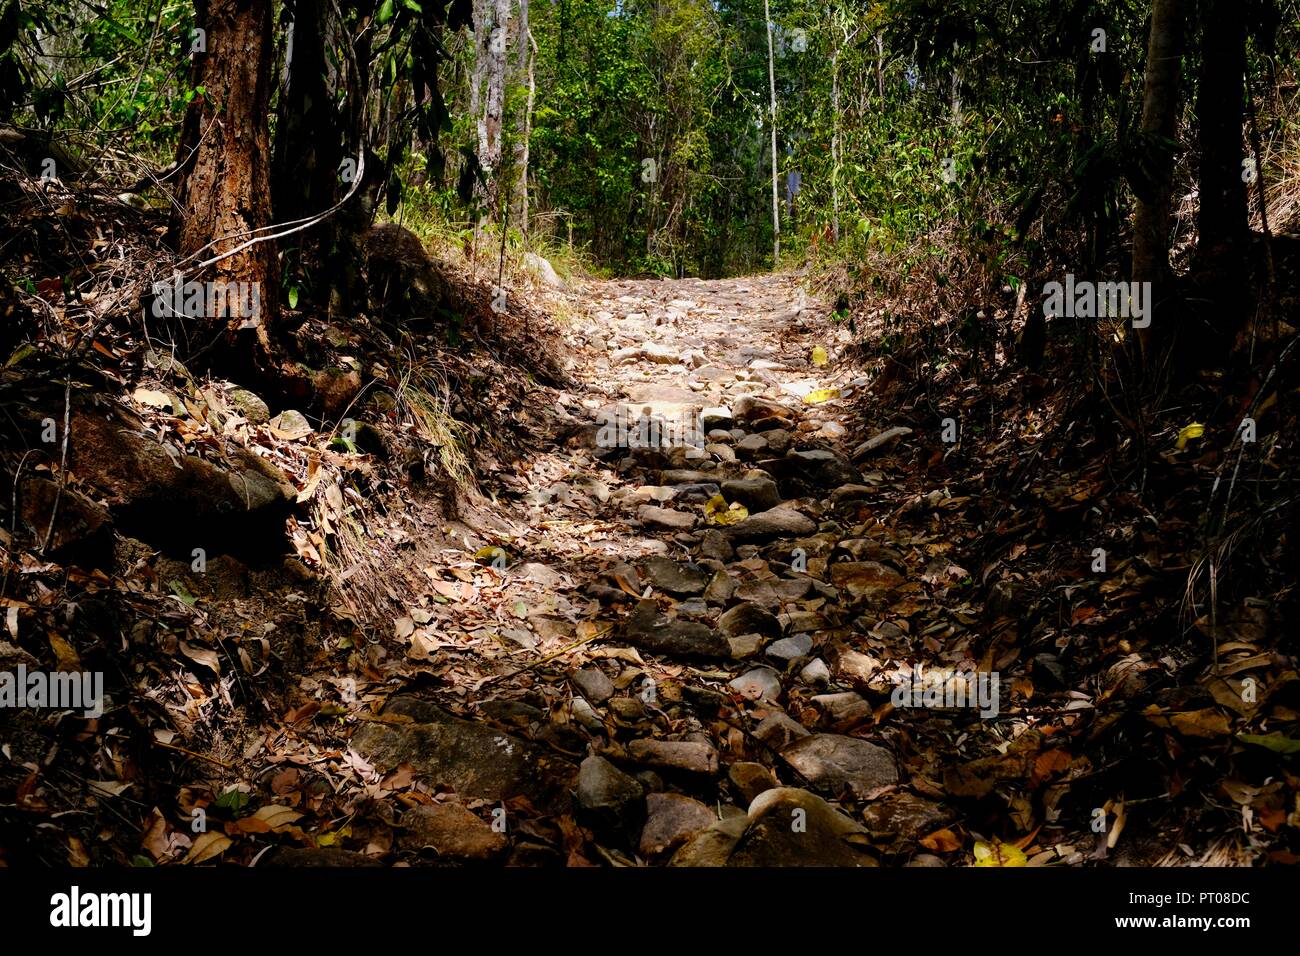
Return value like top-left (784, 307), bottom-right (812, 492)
top-left (271, 0), bottom-right (343, 310)
top-left (515, 0), bottom-right (537, 232)
top-left (764, 0), bottom-right (779, 265)
top-left (472, 0), bottom-right (512, 226)
top-left (172, 0), bottom-right (279, 364)
top-left (1130, 0), bottom-right (1184, 353)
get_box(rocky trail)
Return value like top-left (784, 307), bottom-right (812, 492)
top-left (4, 260), bottom-right (1218, 869)
top-left (267, 272), bottom-right (1085, 867)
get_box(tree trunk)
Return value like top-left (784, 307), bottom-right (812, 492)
top-left (172, 0), bottom-right (279, 363)
top-left (514, 0), bottom-right (536, 233)
top-left (1130, 0), bottom-right (1184, 352)
top-left (474, 0), bottom-right (511, 223)
top-left (1194, 0), bottom-right (1248, 285)
top-left (271, 0), bottom-right (342, 311)
top-left (764, 0), bottom-right (779, 266)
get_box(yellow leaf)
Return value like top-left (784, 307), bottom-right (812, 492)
top-left (316, 825), bottom-right (352, 847)
top-left (705, 494), bottom-right (748, 526)
top-left (132, 387), bottom-right (172, 408)
top-left (1175, 422), bottom-right (1205, 450)
top-left (810, 345), bottom-right (829, 367)
top-left (250, 804), bottom-right (304, 831)
top-left (474, 545), bottom-right (508, 567)
top-left (804, 388), bottom-right (840, 405)
top-left (972, 840), bottom-right (1027, 867)
top-left (182, 831), bottom-right (232, 865)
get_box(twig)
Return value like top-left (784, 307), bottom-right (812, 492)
top-left (39, 379), bottom-right (73, 555)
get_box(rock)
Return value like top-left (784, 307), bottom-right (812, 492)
top-left (728, 762), bottom-right (779, 803)
top-left (399, 802), bottom-right (508, 860)
top-left (829, 484), bottom-right (875, 504)
top-left (571, 697), bottom-right (605, 731)
top-left (853, 426), bottom-right (913, 458)
top-left (800, 658), bottom-right (831, 686)
top-left (735, 433), bottom-right (769, 456)
top-left (660, 469), bottom-right (713, 485)
top-left (637, 505), bottom-right (696, 532)
top-left (639, 793), bottom-right (716, 857)
top-left (62, 407), bottom-right (294, 554)
top-left (783, 448), bottom-right (861, 487)
top-left (611, 346), bottom-right (642, 364)
top-left (811, 692), bottom-right (874, 727)
top-left (698, 529), bottom-right (734, 562)
top-left (829, 561), bottom-right (905, 601)
top-left (706, 443), bottom-right (736, 463)
top-left (718, 602), bottom-right (783, 640)
top-left (642, 342), bottom-right (680, 364)
top-left (729, 666), bottom-right (783, 702)
top-left (701, 407), bottom-right (733, 429)
top-left (766, 634), bottom-right (814, 661)
top-left (720, 478), bottom-right (782, 511)
top-left (703, 571), bottom-right (735, 604)
top-left (628, 739), bottom-right (719, 775)
top-left (229, 387), bottom-right (270, 424)
top-left (764, 429), bottom-right (793, 455)
top-left (817, 421), bottom-right (847, 440)
top-left (728, 633), bottom-right (766, 658)
top-left (524, 251), bottom-right (565, 288)
top-left (572, 667), bottom-right (615, 705)
top-left (733, 396), bottom-right (791, 425)
top-left (670, 788), bottom-right (875, 866)
top-left (829, 649), bottom-right (884, 691)
top-left (726, 507), bottom-right (817, 542)
top-left (19, 477), bottom-right (111, 560)
top-left (734, 576), bottom-right (812, 606)
top-left (350, 698), bottom-right (575, 810)
top-left (862, 793), bottom-right (955, 843)
top-left (639, 556), bottom-right (708, 595)
top-left (269, 409), bottom-right (312, 438)
top-left (576, 755), bottom-right (645, 830)
top-left (780, 734), bottom-right (898, 798)
top-left (624, 600), bottom-right (730, 658)
top-left (753, 711), bottom-right (811, 750)
top-left (782, 609), bottom-right (828, 633)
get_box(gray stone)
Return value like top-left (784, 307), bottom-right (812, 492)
top-left (670, 788), bottom-right (876, 866)
top-left (639, 793), bottom-right (716, 857)
top-left (350, 700), bottom-right (576, 810)
top-left (766, 634), bottom-right (814, 661)
top-left (780, 734), bottom-right (898, 798)
top-left (229, 388), bottom-right (270, 424)
top-left (572, 667), bottom-right (615, 705)
top-left (624, 600), bottom-right (730, 658)
top-left (728, 762), bottom-right (778, 803)
top-left (698, 529), bottom-right (734, 562)
top-left (576, 755), bottom-right (644, 830)
top-left (726, 507), bottom-right (816, 542)
top-left (720, 478), bottom-right (782, 511)
top-left (399, 802), bottom-right (508, 860)
top-left (628, 739), bottom-right (719, 775)
top-left (637, 504), bottom-right (696, 532)
top-left (729, 666), bottom-right (783, 702)
top-left (753, 711), bottom-right (811, 750)
top-left (639, 556), bottom-right (709, 595)
top-left (718, 602), bottom-right (783, 640)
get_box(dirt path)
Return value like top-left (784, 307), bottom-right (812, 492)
top-left (324, 273), bottom-right (992, 865)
